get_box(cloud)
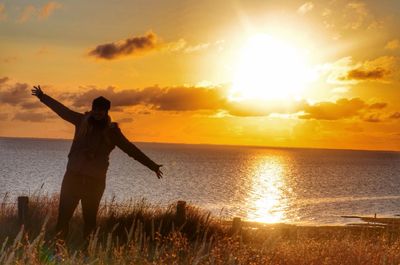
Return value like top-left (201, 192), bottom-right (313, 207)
top-left (17, 2), bottom-right (61, 23)
top-left (0, 3), bottom-right (7, 21)
top-left (88, 32), bottom-right (159, 60)
top-left (18, 5), bottom-right (36, 23)
top-left (181, 40), bottom-right (225, 54)
top-left (64, 85), bottom-right (394, 122)
top-left (297, 2), bottom-right (314, 15)
top-left (38, 1), bottom-right (61, 20)
top-left (390, 112), bottom-right (400, 119)
top-left (0, 82), bottom-right (31, 105)
top-left (151, 86), bottom-right (227, 111)
top-left (331, 87), bottom-right (349, 94)
top-left (67, 85), bottom-right (228, 112)
top-left (344, 2), bottom-right (368, 30)
top-left (2, 56), bottom-right (18, 63)
top-left (184, 42), bottom-right (211, 53)
top-left (1, 78), bottom-right (395, 124)
top-left (162, 38), bottom-right (187, 52)
top-left (363, 114), bottom-right (382, 123)
top-left (20, 101), bottom-right (44, 109)
top-left (341, 67), bottom-right (389, 81)
top-left (0, 76), bottom-right (9, 84)
top-left (0, 80), bottom-right (54, 122)
top-left (300, 98), bottom-right (366, 120)
top-left (329, 56), bottom-right (399, 83)
top-left (13, 112), bottom-right (53, 122)
top-left (368, 102), bottom-right (387, 109)
top-left (321, 0), bottom-right (383, 34)
top-left (299, 98), bottom-right (387, 121)
top-left (0, 81), bottom-right (46, 111)
top-left (385, 39), bottom-right (400, 51)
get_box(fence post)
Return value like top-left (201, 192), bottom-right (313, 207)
top-left (176, 200), bottom-right (187, 226)
top-left (18, 196), bottom-right (29, 225)
top-left (232, 217), bottom-right (242, 234)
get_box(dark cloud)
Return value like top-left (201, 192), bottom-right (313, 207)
top-left (13, 111), bottom-right (53, 122)
top-left (0, 83), bottom-right (31, 105)
top-left (0, 77), bottom-right (9, 84)
top-left (340, 67), bottom-right (389, 81)
top-left (69, 86), bottom-right (151, 108)
top-left (300, 98), bottom-right (367, 120)
top-left (88, 32), bottom-right (158, 60)
top-left (363, 114), bottom-right (382, 123)
top-left (20, 101), bottom-right (44, 109)
top-left (67, 86), bottom-right (392, 122)
top-left (390, 112), bottom-right (400, 119)
top-left (67, 85), bottom-right (228, 111)
top-left (151, 86), bottom-right (227, 111)
top-left (1, 78), bottom-right (395, 124)
top-left (299, 98), bottom-right (389, 121)
top-left (68, 85), bottom-right (301, 117)
top-left (368, 102), bottom-right (387, 109)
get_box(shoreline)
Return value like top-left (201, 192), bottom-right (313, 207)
top-left (0, 195), bottom-right (399, 264)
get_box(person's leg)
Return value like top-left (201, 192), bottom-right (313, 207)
top-left (81, 178), bottom-right (105, 239)
top-left (55, 173), bottom-right (81, 239)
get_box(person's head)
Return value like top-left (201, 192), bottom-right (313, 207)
top-left (91, 96), bottom-right (111, 120)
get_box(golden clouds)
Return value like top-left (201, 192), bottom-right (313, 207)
top-left (64, 85), bottom-right (228, 111)
top-left (300, 98), bottom-right (366, 120)
top-left (17, 1), bottom-right (61, 23)
top-left (299, 98), bottom-right (395, 123)
top-left (297, 2), bottom-right (314, 15)
top-left (0, 3), bottom-right (6, 21)
top-left (328, 56), bottom-right (399, 83)
top-left (18, 5), bottom-right (36, 23)
top-left (0, 82), bottom-right (31, 105)
top-left (38, 2), bottom-right (62, 20)
top-left (385, 39), bottom-right (400, 51)
top-left (341, 67), bottom-right (389, 81)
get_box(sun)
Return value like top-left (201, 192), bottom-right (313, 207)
top-left (229, 34), bottom-right (314, 102)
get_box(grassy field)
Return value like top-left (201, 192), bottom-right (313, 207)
top-left (1, 194), bottom-right (400, 264)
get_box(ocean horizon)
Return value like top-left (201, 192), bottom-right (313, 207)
top-left (1, 136), bottom-right (400, 225)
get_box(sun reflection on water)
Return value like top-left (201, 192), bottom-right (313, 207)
top-left (245, 157), bottom-right (288, 223)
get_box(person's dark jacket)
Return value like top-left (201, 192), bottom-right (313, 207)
top-left (39, 93), bottom-right (159, 179)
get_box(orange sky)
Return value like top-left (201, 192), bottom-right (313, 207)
top-left (1, 0), bottom-right (400, 151)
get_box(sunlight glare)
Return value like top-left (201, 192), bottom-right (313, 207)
top-left (229, 34), bottom-right (315, 102)
top-left (246, 157), bottom-right (288, 223)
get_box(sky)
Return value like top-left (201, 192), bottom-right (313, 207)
top-left (1, 0), bottom-right (400, 151)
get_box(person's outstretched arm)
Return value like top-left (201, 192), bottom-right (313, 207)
top-left (110, 123), bottom-right (163, 179)
top-left (32, 85), bottom-right (82, 125)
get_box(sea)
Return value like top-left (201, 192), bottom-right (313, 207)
top-left (1, 137), bottom-right (400, 225)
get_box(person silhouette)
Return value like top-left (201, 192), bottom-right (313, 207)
top-left (31, 85), bottom-right (163, 239)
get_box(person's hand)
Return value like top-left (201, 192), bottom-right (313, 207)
top-left (155, 164), bottom-right (163, 179)
top-left (31, 85), bottom-right (44, 99)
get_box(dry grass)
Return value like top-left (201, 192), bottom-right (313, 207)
top-left (1, 194), bottom-right (400, 264)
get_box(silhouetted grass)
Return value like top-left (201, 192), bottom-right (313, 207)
top-left (1, 194), bottom-right (400, 264)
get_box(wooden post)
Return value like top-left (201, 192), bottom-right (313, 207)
top-left (176, 201), bottom-right (187, 225)
top-left (232, 217), bottom-right (242, 234)
top-left (18, 196), bottom-right (29, 225)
